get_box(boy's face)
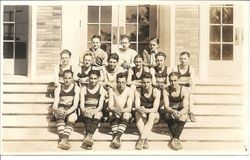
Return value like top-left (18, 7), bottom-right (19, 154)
top-left (89, 74), bottom-right (99, 86)
top-left (142, 78), bottom-right (152, 90)
top-left (63, 72), bottom-right (73, 86)
top-left (61, 53), bottom-right (70, 65)
top-left (149, 40), bottom-right (158, 52)
top-left (134, 57), bottom-right (143, 69)
top-left (92, 38), bottom-right (101, 50)
top-left (121, 38), bottom-right (130, 50)
top-left (156, 55), bottom-right (165, 68)
top-left (169, 75), bottom-right (179, 88)
top-left (84, 55), bottom-right (92, 67)
top-left (179, 54), bottom-right (189, 66)
top-left (108, 58), bottom-right (118, 70)
top-left (117, 77), bottom-right (126, 91)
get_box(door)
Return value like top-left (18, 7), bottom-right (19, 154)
top-left (84, 5), bottom-right (157, 55)
top-left (3, 5), bottom-right (29, 75)
top-left (208, 4), bottom-right (242, 77)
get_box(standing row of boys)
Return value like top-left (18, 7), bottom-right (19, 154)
top-left (52, 34), bottom-right (196, 151)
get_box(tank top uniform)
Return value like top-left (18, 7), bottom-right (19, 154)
top-left (177, 65), bottom-right (191, 87)
top-left (84, 85), bottom-right (101, 109)
top-left (77, 66), bottom-right (93, 79)
top-left (59, 84), bottom-right (75, 109)
top-left (113, 86), bottom-right (130, 109)
top-left (131, 67), bottom-right (146, 81)
top-left (154, 66), bottom-right (168, 84)
top-left (58, 64), bottom-right (73, 83)
top-left (140, 88), bottom-right (155, 109)
top-left (168, 86), bottom-right (183, 111)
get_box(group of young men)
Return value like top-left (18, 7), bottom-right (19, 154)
top-left (52, 34), bottom-right (196, 151)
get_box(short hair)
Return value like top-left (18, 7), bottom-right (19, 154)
top-left (141, 72), bottom-right (152, 79)
top-left (83, 53), bottom-right (93, 59)
top-left (168, 72), bottom-right (181, 79)
top-left (155, 52), bottom-right (166, 59)
top-left (134, 54), bottom-right (143, 60)
top-left (91, 35), bottom-right (102, 41)
top-left (108, 52), bottom-right (119, 62)
top-left (116, 72), bottom-right (127, 80)
top-left (60, 49), bottom-right (71, 57)
top-left (150, 37), bottom-right (159, 44)
top-left (89, 70), bottom-right (100, 77)
top-left (180, 51), bottom-right (190, 58)
top-left (120, 34), bottom-right (130, 42)
top-left (63, 69), bottom-right (74, 77)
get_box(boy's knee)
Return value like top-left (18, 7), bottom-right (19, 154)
top-left (94, 111), bottom-right (103, 119)
top-left (123, 112), bottom-right (132, 120)
top-left (67, 112), bottom-right (77, 123)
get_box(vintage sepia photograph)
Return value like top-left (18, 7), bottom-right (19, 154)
top-left (0, 0), bottom-right (249, 156)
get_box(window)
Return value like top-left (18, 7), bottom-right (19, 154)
top-left (209, 4), bottom-right (234, 60)
top-left (3, 6), bottom-right (29, 59)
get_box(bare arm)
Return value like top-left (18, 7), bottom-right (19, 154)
top-left (80, 86), bottom-right (86, 113)
top-left (52, 87), bottom-right (60, 111)
top-left (134, 90), bottom-right (141, 110)
top-left (54, 65), bottom-right (60, 86)
top-left (189, 66), bottom-right (196, 93)
top-left (65, 86), bottom-right (80, 115)
top-left (95, 87), bottom-right (106, 112)
top-left (143, 89), bottom-right (160, 113)
top-left (142, 50), bottom-right (150, 67)
top-left (127, 68), bottom-right (133, 84)
top-left (150, 68), bottom-right (157, 87)
top-left (162, 89), bottom-right (175, 113)
top-left (179, 88), bottom-right (189, 115)
top-left (108, 88), bottom-right (115, 111)
top-left (122, 88), bottom-right (134, 113)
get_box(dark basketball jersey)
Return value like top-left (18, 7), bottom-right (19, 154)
top-left (140, 88), bottom-right (155, 109)
top-left (59, 84), bottom-right (75, 108)
top-left (154, 66), bottom-right (168, 84)
top-left (84, 85), bottom-right (101, 108)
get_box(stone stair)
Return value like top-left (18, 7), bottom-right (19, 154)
top-left (1, 76), bottom-right (248, 155)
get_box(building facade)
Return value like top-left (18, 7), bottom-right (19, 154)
top-left (2, 3), bottom-right (248, 80)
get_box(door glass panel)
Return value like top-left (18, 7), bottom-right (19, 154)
top-left (138, 43), bottom-right (148, 56)
top-left (126, 24), bottom-right (137, 41)
top-left (88, 24), bottom-right (99, 41)
top-left (138, 5), bottom-right (149, 24)
top-left (222, 44), bottom-right (233, 60)
top-left (15, 42), bottom-right (27, 59)
top-left (15, 6), bottom-right (29, 23)
top-left (3, 42), bottom-right (14, 58)
top-left (210, 7), bottom-right (221, 24)
top-left (222, 26), bottom-right (233, 42)
top-left (138, 24), bottom-right (149, 42)
top-left (101, 6), bottom-right (112, 23)
top-left (4, 6), bottom-right (15, 22)
top-left (100, 24), bottom-right (111, 41)
top-left (222, 7), bottom-right (233, 24)
top-left (210, 26), bottom-right (220, 42)
top-left (4, 24), bottom-right (14, 40)
top-left (126, 6), bottom-right (137, 23)
top-left (210, 44), bottom-right (220, 60)
top-left (88, 6), bottom-right (99, 23)
top-left (16, 23), bottom-right (28, 41)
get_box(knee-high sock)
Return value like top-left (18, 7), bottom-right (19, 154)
top-left (166, 119), bottom-right (176, 137)
top-left (110, 118), bottom-right (119, 136)
top-left (63, 122), bottom-right (74, 139)
top-left (56, 119), bottom-right (65, 139)
top-left (173, 121), bottom-right (186, 139)
top-left (116, 118), bottom-right (129, 138)
top-left (85, 117), bottom-right (92, 135)
top-left (89, 118), bottom-right (100, 135)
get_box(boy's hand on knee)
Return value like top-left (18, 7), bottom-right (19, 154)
top-left (56, 107), bottom-right (66, 119)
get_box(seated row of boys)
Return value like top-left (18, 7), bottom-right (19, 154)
top-left (52, 34), bottom-right (196, 151)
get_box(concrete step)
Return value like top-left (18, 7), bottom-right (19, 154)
top-left (2, 128), bottom-right (245, 141)
top-left (2, 141), bottom-right (247, 154)
top-left (2, 115), bottom-right (244, 128)
top-left (3, 84), bottom-right (49, 93)
top-left (193, 85), bottom-right (242, 95)
top-left (2, 104), bottom-right (244, 116)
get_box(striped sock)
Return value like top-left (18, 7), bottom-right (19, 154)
top-left (63, 122), bottom-right (74, 139)
top-left (116, 118), bottom-right (129, 138)
top-left (110, 118), bottom-right (119, 136)
top-left (56, 120), bottom-right (65, 138)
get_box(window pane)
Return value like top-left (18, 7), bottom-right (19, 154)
top-left (138, 43), bottom-right (148, 55)
top-left (15, 6), bottom-right (29, 23)
top-left (222, 26), bottom-right (233, 42)
top-left (222, 7), bottom-right (233, 24)
top-left (138, 24), bottom-right (149, 42)
top-left (138, 5), bottom-right (149, 25)
top-left (88, 24), bottom-right (99, 41)
top-left (130, 43), bottom-right (137, 51)
top-left (210, 26), bottom-right (220, 42)
top-left (210, 7), bottom-right (221, 24)
top-left (4, 24), bottom-right (14, 40)
top-left (101, 43), bottom-right (111, 54)
top-left (4, 6), bottom-right (15, 22)
top-left (126, 24), bottom-right (137, 42)
top-left (126, 6), bottom-right (137, 23)
top-left (222, 44), bottom-right (233, 60)
top-left (16, 23), bottom-right (28, 41)
top-left (101, 6), bottom-right (111, 23)
top-left (210, 44), bottom-right (221, 60)
top-left (15, 42), bottom-right (27, 59)
top-left (100, 24), bottom-right (111, 41)
top-left (3, 42), bottom-right (14, 58)
top-left (88, 6), bottom-right (99, 23)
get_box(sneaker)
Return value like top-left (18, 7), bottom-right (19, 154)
top-left (112, 136), bottom-right (121, 149)
top-left (143, 138), bottom-right (149, 149)
top-left (189, 112), bottom-right (197, 122)
top-left (59, 139), bottom-right (71, 150)
top-left (135, 138), bottom-right (144, 150)
top-left (176, 139), bottom-right (183, 149)
top-left (82, 142), bottom-right (93, 150)
top-left (170, 138), bottom-right (179, 150)
top-left (85, 134), bottom-right (93, 146)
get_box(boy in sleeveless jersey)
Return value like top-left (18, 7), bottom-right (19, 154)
top-left (80, 70), bottom-right (107, 150)
top-left (172, 52), bottom-right (196, 122)
top-left (134, 72), bottom-right (161, 150)
top-left (162, 72), bottom-right (189, 150)
top-left (108, 72), bottom-right (133, 149)
top-left (52, 70), bottom-right (80, 150)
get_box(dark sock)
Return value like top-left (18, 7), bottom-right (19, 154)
top-left (89, 118), bottom-right (100, 135)
top-left (166, 118), bottom-right (176, 137)
top-left (85, 117), bottom-right (92, 135)
top-left (173, 121), bottom-right (186, 139)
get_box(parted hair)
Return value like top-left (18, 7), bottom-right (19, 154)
top-left (63, 69), bottom-right (74, 77)
top-left (168, 72), bottom-right (181, 79)
top-left (89, 70), bottom-right (100, 77)
top-left (150, 37), bottom-right (159, 44)
top-left (116, 72), bottom-right (128, 80)
top-left (180, 51), bottom-right (190, 58)
top-left (155, 52), bottom-right (166, 59)
top-left (108, 52), bottom-right (119, 62)
top-left (141, 72), bottom-right (152, 79)
top-left (60, 49), bottom-right (71, 57)
top-left (91, 35), bottom-right (102, 41)
top-left (120, 34), bottom-right (130, 42)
